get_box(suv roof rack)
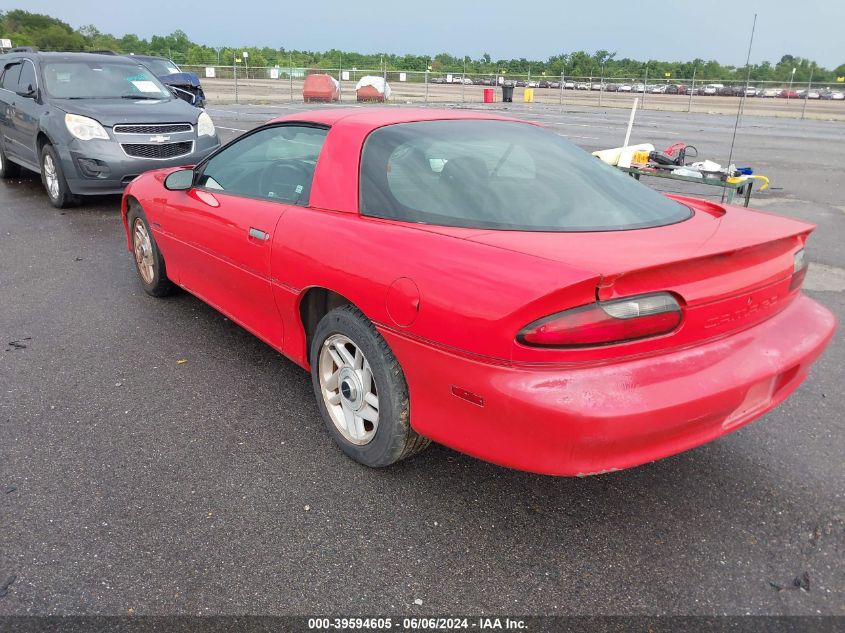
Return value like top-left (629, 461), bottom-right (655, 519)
top-left (89, 49), bottom-right (119, 55)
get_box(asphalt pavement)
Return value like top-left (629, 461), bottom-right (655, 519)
top-left (1, 102), bottom-right (843, 617)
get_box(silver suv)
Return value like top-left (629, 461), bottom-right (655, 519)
top-left (0, 50), bottom-right (220, 207)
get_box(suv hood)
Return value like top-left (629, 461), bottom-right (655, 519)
top-left (52, 98), bottom-right (199, 127)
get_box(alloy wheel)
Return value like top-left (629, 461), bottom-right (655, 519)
top-left (42, 154), bottom-right (59, 200)
top-left (132, 218), bottom-right (155, 284)
top-left (318, 333), bottom-right (380, 445)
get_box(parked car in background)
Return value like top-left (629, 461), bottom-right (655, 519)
top-left (121, 108), bottom-right (835, 475)
top-left (605, 83), bottom-right (619, 92)
top-left (807, 90), bottom-right (821, 99)
top-left (548, 81), bottom-right (561, 89)
top-left (664, 84), bottom-right (687, 95)
top-left (702, 84), bottom-right (722, 95)
top-left (831, 91), bottom-right (845, 100)
top-left (0, 51), bottom-right (219, 207)
top-left (744, 86), bottom-right (759, 97)
top-left (130, 54), bottom-right (207, 108)
top-left (576, 82), bottom-right (589, 90)
top-left (761, 88), bottom-right (781, 97)
top-left (564, 81), bottom-right (576, 89)
top-left (618, 84), bottom-right (632, 92)
top-left (632, 83), bottom-right (646, 92)
top-left (779, 90), bottom-right (799, 99)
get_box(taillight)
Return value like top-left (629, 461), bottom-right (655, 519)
top-left (789, 248), bottom-right (808, 291)
top-left (517, 292), bottom-right (683, 348)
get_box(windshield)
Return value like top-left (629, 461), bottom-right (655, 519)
top-left (141, 58), bottom-right (181, 76)
top-left (42, 61), bottom-right (171, 99)
top-left (360, 120), bottom-right (692, 232)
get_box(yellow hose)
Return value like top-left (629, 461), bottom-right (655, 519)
top-left (726, 174), bottom-right (770, 191)
top-left (748, 175), bottom-right (770, 190)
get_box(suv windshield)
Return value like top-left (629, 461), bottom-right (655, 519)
top-left (42, 61), bottom-right (171, 99)
top-left (360, 120), bottom-right (692, 232)
top-left (140, 58), bottom-right (181, 76)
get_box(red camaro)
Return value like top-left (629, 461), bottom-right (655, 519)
top-left (121, 108), bottom-right (835, 476)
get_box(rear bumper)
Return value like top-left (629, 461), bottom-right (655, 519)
top-left (57, 136), bottom-right (219, 196)
top-left (382, 294), bottom-right (836, 476)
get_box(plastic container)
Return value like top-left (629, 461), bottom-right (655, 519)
top-left (524, 88), bottom-right (534, 103)
top-left (483, 88), bottom-right (494, 103)
top-left (502, 85), bottom-right (514, 102)
top-left (631, 150), bottom-right (650, 165)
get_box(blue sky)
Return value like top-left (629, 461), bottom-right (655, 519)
top-left (15, 0), bottom-right (845, 68)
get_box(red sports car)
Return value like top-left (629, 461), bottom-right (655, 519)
top-left (121, 108), bottom-right (835, 476)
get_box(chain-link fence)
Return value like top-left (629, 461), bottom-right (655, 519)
top-left (181, 65), bottom-right (845, 120)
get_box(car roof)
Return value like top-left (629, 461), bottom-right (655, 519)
top-left (268, 107), bottom-right (520, 131)
top-left (288, 108), bottom-right (531, 214)
top-left (129, 55), bottom-right (169, 62)
top-left (2, 51), bottom-right (140, 64)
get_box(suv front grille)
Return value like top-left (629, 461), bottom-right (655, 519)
top-left (114, 123), bottom-right (193, 134)
top-left (121, 141), bottom-right (193, 160)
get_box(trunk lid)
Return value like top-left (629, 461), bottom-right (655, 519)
top-left (465, 196), bottom-right (814, 356)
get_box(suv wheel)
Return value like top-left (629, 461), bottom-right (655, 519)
top-left (40, 144), bottom-right (78, 209)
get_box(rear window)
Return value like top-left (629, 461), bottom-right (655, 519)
top-left (360, 120), bottom-right (692, 232)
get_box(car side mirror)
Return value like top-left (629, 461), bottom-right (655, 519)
top-left (16, 85), bottom-right (36, 98)
top-left (164, 168), bottom-right (195, 191)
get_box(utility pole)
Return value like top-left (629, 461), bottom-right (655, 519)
top-left (801, 65), bottom-right (814, 120)
top-left (688, 66), bottom-right (696, 112)
top-left (788, 67), bottom-right (796, 101)
top-left (599, 62), bottom-right (605, 106)
top-left (462, 57), bottom-right (466, 103)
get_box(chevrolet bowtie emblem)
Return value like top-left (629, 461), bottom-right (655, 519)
top-left (149, 135), bottom-right (170, 143)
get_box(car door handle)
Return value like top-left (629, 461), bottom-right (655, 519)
top-left (248, 227), bottom-right (269, 241)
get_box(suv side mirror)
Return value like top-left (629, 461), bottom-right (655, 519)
top-left (164, 168), bottom-right (195, 191)
top-left (16, 85), bottom-right (36, 98)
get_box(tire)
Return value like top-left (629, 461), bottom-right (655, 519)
top-left (39, 143), bottom-right (78, 208)
top-left (126, 204), bottom-right (176, 297)
top-left (0, 141), bottom-right (21, 179)
top-left (310, 305), bottom-right (430, 467)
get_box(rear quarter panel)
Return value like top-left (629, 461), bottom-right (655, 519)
top-left (271, 207), bottom-right (600, 367)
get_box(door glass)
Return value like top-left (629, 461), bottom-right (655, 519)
top-left (1, 64), bottom-right (21, 91)
top-left (197, 125), bottom-right (328, 205)
top-left (18, 62), bottom-right (36, 93)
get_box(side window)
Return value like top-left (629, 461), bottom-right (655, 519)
top-left (197, 125), bottom-right (328, 205)
top-left (18, 61), bottom-right (37, 93)
top-left (1, 63), bottom-right (21, 91)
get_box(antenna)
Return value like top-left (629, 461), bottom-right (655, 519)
top-left (722, 13), bottom-right (757, 203)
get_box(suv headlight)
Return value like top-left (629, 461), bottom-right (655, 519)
top-left (197, 111), bottom-right (215, 137)
top-left (65, 113), bottom-right (109, 141)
